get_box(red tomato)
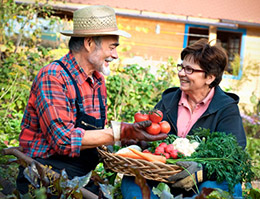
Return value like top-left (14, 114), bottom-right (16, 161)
top-left (146, 122), bottom-right (161, 135)
top-left (149, 110), bottom-right (163, 123)
top-left (134, 112), bottom-right (149, 122)
top-left (159, 121), bottom-right (171, 134)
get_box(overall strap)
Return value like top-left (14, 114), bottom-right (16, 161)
top-left (54, 60), bottom-right (106, 119)
top-left (97, 87), bottom-right (106, 120)
top-left (53, 60), bottom-right (84, 113)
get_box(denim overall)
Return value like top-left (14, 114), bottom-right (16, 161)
top-left (17, 60), bottom-right (106, 195)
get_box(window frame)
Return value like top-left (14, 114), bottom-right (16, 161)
top-left (183, 24), bottom-right (247, 80)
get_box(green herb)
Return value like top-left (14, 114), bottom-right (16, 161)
top-left (167, 128), bottom-right (255, 193)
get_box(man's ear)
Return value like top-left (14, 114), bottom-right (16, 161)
top-left (206, 74), bottom-right (216, 85)
top-left (84, 37), bottom-right (92, 52)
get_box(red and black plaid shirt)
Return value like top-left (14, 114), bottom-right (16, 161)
top-left (19, 51), bottom-right (107, 158)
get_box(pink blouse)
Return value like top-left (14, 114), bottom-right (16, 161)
top-left (177, 88), bottom-right (215, 137)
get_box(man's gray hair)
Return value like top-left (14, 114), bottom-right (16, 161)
top-left (68, 36), bottom-right (102, 52)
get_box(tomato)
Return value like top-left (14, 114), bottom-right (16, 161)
top-left (159, 121), bottom-right (171, 134)
top-left (146, 122), bottom-right (161, 135)
top-left (149, 110), bottom-right (163, 123)
top-left (134, 112), bottom-right (149, 122)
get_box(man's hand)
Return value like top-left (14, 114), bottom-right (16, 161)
top-left (168, 161), bottom-right (203, 191)
top-left (111, 121), bottom-right (168, 142)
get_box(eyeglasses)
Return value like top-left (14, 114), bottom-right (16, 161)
top-left (177, 64), bottom-right (205, 75)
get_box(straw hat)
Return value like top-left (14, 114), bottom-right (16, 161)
top-left (60, 5), bottom-right (131, 38)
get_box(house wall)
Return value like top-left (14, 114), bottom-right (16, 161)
top-left (116, 16), bottom-right (185, 62)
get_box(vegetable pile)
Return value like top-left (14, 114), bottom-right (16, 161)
top-left (165, 128), bottom-right (255, 192)
top-left (113, 110), bottom-right (254, 193)
top-left (115, 128), bottom-right (254, 192)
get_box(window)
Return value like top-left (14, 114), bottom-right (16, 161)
top-left (187, 27), bottom-right (209, 46)
top-left (217, 28), bottom-right (246, 79)
top-left (183, 24), bottom-right (246, 79)
top-left (183, 24), bottom-right (209, 48)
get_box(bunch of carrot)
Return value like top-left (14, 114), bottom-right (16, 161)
top-left (116, 148), bottom-right (166, 164)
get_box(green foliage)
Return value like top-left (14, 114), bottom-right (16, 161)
top-left (243, 182), bottom-right (260, 199)
top-left (202, 188), bottom-right (234, 199)
top-left (0, 1), bottom-right (58, 194)
top-left (0, 0), bottom-right (56, 48)
top-left (246, 137), bottom-right (260, 180)
top-left (106, 63), bottom-right (176, 123)
top-left (163, 129), bottom-right (255, 194)
top-left (152, 183), bottom-right (174, 198)
top-left (241, 110), bottom-right (260, 180)
top-left (241, 112), bottom-right (260, 138)
top-left (0, 0), bottom-right (56, 137)
top-left (190, 129), bottom-right (255, 193)
top-left (5, 161), bottom-right (92, 199)
top-left (229, 53), bottom-right (241, 76)
top-left (230, 59), bottom-right (260, 93)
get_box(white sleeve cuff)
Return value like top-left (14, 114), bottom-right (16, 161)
top-left (111, 121), bottom-right (121, 141)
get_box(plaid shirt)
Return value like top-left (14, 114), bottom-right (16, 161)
top-left (19, 51), bottom-right (107, 158)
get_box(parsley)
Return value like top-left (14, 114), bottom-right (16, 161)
top-left (186, 128), bottom-right (254, 192)
top-left (150, 128), bottom-right (254, 193)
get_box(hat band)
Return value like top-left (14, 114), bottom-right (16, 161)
top-left (73, 27), bottom-right (119, 34)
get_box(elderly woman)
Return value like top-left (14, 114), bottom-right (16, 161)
top-left (121, 39), bottom-right (246, 198)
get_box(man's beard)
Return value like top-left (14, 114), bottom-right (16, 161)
top-left (101, 64), bottom-right (110, 76)
top-left (101, 57), bottom-right (114, 76)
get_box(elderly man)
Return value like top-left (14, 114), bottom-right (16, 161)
top-left (17, 5), bottom-right (167, 195)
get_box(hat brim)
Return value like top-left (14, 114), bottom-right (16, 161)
top-left (60, 29), bottom-right (131, 38)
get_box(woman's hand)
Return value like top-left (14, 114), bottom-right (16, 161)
top-left (168, 161), bottom-right (203, 191)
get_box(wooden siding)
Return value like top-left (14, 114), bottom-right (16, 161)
top-left (245, 27), bottom-right (260, 62)
top-left (117, 16), bottom-right (185, 61)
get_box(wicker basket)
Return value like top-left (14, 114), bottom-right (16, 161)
top-left (97, 146), bottom-right (183, 183)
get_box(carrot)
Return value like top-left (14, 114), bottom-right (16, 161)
top-left (128, 148), bottom-right (166, 164)
top-left (116, 151), bottom-right (143, 160)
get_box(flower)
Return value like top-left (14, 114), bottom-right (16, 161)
top-left (241, 113), bottom-right (260, 125)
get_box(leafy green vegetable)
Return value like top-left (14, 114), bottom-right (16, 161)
top-left (167, 128), bottom-right (255, 193)
top-left (152, 183), bottom-right (174, 198)
top-left (201, 188), bottom-right (233, 199)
